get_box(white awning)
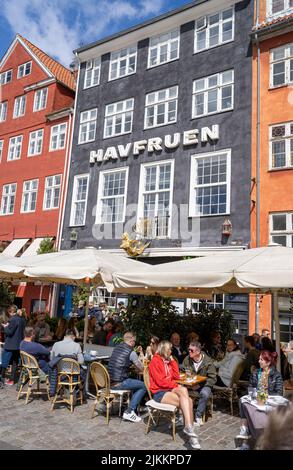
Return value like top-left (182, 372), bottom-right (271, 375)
top-left (21, 238), bottom-right (49, 257)
top-left (2, 239), bottom-right (29, 257)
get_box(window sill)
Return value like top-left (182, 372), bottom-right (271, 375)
top-left (144, 120), bottom-right (178, 131)
top-left (147, 57), bottom-right (180, 70)
top-left (103, 130), bottom-right (132, 140)
top-left (193, 39), bottom-right (234, 56)
top-left (268, 83), bottom-right (292, 91)
top-left (268, 167), bottom-right (293, 172)
top-left (191, 107), bottom-right (233, 120)
top-left (188, 212), bottom-right (230, 218)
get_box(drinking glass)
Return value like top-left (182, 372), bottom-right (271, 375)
top-left (248, 387), bottom-right (257, 400)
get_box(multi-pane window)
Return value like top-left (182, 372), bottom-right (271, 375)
top-left (189, 150), bottom-right (231, 216)
top-left (270, 212), bottom-right (293, 246)
top-left (194, 7), bottom-right (234, 53)
top-left (78, 109), bottom-right (97, 144)
top-left (104, 99), bottom-right (134, 138)
top-left (270, 122), bottom-right (293, 169)
top-left (0, 70), bottom-right (12, 85)
top-left (21, 179), bottom-right (38, 213)
top-left (138, 161), bottom-right (174, 238)
top-left (17, 61), bottom-right (32, 78)
top-left (0, 141), bottom-right (3, 162)
top-left (192, 70), bottom-right (234, 117)
top-left (13, 95), bottom-right (26, 118)
top-left (84, 58), bottom-right (101, 88)
top-left (267, 0), bottom-right (293, 17)
top-left (145, 86), bottom-right (178, 129)
top-left (109, 46), bottom-right (137, 81)
top-left (33, 88), bottom-right (48, 111)
top-left (0, 102), bottom-right (7, 122)
top-left (28, 129), bottom-right (44, 156)
top-left (43, 175), bottom-right (62, 210)
top-left (97, 169), bottom-right (128, 223)
top-left (0, 183), bottom-right (17, 215)
top-left (8, 136), bottom-right (22, 161)
top-left (148, 29), bottom-right (180, 68)
top-left (70, 174), bottom-right (89, 226)
top-left (50, 123), bottom-right (67, 151)
top-left (270, 43), bottom-right (293, 87)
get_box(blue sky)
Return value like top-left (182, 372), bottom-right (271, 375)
top-left (0, 0), bottom-right (193, 67)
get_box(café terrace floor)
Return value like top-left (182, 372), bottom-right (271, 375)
top-left (0, 385), bottom-right (241, 451)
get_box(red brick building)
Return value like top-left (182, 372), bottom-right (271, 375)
top-left (0, 34), bottom-right (75, 314)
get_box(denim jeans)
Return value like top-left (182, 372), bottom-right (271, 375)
top-left (112, 378), bottom-right (147, 412)
top-left (195, 385), bottom-right (212, 418)
top-left (0, 349), bottom-right (20, 382)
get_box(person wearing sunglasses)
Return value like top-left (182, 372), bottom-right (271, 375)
top-left (182, 341), bottom-right (217, 426)
top-left (145, 335), bottom-right (160, 361)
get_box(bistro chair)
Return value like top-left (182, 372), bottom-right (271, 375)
top-left (51, 358), bottom-right (83, 413)
top-left (213, 360), bottom-right (245, 416)
top-left (90, 362), bottom-right (131, 424)
top-left (17, 351), bottom-right (50, 404)
top-left (143, 366), bottom-right (178, 441)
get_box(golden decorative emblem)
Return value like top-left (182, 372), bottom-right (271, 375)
top-left (120, 232), bottom-right (150, 257)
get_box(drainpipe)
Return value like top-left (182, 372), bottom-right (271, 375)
top-left (255, 0), bottom-right (261, 333)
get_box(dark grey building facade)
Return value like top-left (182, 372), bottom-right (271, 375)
top-left (61, 0), bottom-right (254, 332)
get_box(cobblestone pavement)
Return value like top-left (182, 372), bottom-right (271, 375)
top-left (0, 386), bottom-right (241, 450)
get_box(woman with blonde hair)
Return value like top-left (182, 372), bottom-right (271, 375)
top-left (149, 340), bottom-right (201, 450)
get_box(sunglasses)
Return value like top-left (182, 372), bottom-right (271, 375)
top-left (150, 341), bottom-right (155, 345)
top-left (188, 348), bottom-right (198, 353)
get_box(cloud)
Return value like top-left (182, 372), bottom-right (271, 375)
top-left (1, 0), bottom-right (168, 67)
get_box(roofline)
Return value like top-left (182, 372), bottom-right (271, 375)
top-left (74, 0), bottom-right (209, 54)
top-left (251, 16), bottom-right (293, 41)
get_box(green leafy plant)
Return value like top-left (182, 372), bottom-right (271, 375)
top-left (0, 281), bottom-right (15, 313)
top-left (37, 237), bottom-right (56, 254)
top-left (72, 286), bottom-right (89, 307)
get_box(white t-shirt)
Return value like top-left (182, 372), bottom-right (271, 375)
top-left (192, 358), bottom-right (203, 373)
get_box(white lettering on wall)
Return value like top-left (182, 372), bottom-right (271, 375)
top-left (133, 140), bottom-right (147, 156)
top-left (183, 129), bottom-right (199, 146)
top-left (103, 147), bottom-right (118, 160)
top-left (118, 143), bottom-right (132, 158)
top-left (90, 149), bottom-right (104, 163)
top-left (164, 133), bottom-right (181, 149)
top-left (201, 125), bottom-right (219, 142)
top-left (147, 137), bottom-right (163, 153)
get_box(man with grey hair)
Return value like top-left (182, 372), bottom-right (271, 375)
top-left (182, 340), bottom-right (217, 426)
top-left (108, 331), bottom-right (146, 423)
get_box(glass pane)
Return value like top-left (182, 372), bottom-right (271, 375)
top-left (272, 214), bottom-right (287, 231)
top-left (273, 62), bottom-right (285, 86)
top-left (209, 25), bottom-right (219, 47)
top-left (207, 89), bottom-right (218, 113)
top-left (272, 235), bottom-right (287, 246)
top-left (272, 140), bottom-right (286, 167)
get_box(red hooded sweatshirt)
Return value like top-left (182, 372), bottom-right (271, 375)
top-left (149, 353), bottom-right (180, 394)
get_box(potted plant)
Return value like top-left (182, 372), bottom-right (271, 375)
top-left (257, 390), bottom-right (268, 406)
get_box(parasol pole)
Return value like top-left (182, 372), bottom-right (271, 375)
top-left (272, 290), bottom-right (281, 372)
top-left (83, 278), bottom-right (91, 350)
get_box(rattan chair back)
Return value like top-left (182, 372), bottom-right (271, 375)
top-left (143, 365), bottom-right (153, 400)
top-left (90, 361), bottom-right (110, 396)
top-left (57, 358), bottom-right (80, 376)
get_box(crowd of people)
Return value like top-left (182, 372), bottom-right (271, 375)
top-left (1, 303), bottom-right (292, 450)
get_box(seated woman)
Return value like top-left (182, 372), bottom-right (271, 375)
top-left (54, 318), bottom-right (68, 341)
top-left (214, 338), bottom-right (244, 387)
top-left (144, 335), bottom-right (160, 361)
top-left (148, 340), bottom-right (201, 450)
top-left (87, 317), bottom-right (97, 343)
top-left (237, 350), bottom-right (283, 449)
top-left (67, 317), bottom-right (82, 340)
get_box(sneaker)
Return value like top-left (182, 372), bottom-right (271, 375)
top-left (194, 417), bottom-right (204, 427)
top-left (122, 411), bottom-right (142, 423)
top-left (236, 442), bottom-right (250, 451)
top-left (4, 379), bottom-right (14, 386)
top-left (236, 425), bottom-right (250, 439)
top-left (183, 424), bottom-right (198, 438)
top-left (189, 436), bottom-right (201, 450)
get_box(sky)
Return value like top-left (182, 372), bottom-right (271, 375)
top-left (0, 0), bottom-right (194, 68)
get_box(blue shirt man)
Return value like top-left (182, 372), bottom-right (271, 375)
top-left (20, 326), bottom-right (50, 374)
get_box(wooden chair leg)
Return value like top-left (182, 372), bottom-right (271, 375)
top-left (145, 413), bottom-right (152, 435)
top-left (106, 399), bottom-right (111, 424)
top-left (26, 381), bottom-right (32, 405)
top-left (171, 414), bottom-right (176, 441)
top-left (70, 385), bottom-right (74, 413)
top-left (91, 399), bottom-right (97, 418)
top-left (230, 396), bottom-right (233, 416)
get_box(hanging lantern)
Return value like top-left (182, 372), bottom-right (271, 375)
top-left (222, 219), bottom-right (232, 236)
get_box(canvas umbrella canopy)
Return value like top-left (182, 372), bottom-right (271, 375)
top-left (111, 245), bottom-right (293, 370)
top-left (0, 248), bottom-right (152, 347)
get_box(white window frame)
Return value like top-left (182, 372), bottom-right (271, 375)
top-left (137, 159), bottom-right (175, 239)
top-left (0, 102), bottom-right (8, 122)
top-left (43, 174), bottom-right (62, 211)
top-left (104, 98), bottom-right (134, 139)
top-left (144, 86), bottom-right (178, 129)
top-left (109, 45), bottom-right (137, 81)
top-left (0, 183), bottom-right (17, 216)
top-left (0, 69), bottom-right (12, 85)
top-left (267, 0), bottom-right (293, 17)
top-left (70, 174), bottom-right (89, 226)
top-left (13, 95), bottom-right (26, 118)
top-left (33, 88), bottom-right (48, 112)
top-left (96, 167), bottom-right (129, 224)
top-left (78, 109), bottom-right (97, 144)
top-left (194, 7), bottom-right (234, 54)
top-left (0, 140), bottom-right (3, 163)
top-left (84, 58), bottom-right (101, 89)
top-left (189, 149), bottom-right (231, 217)
top-left (148, 29), bottom-right (180, 68)
top-left (192, 70), bottom-right (234, 118)
top-left (28, 129), bottom-right (44, 157)
top-left (49, 123), bottom-right (67, 151)
top-left (270, 43), bottom-right (293, 88)
top-left (270, 121), bottom-right (293, 169)
top-left (17, 61), bottom-right (32, 78)
top-left (8, 135), bottom-right (23, 161)
top-left (21, 179), bottom-right (39, 213)
top-left (270, 212), bottom-right (293, 246)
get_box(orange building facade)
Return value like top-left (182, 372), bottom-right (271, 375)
top-left (0, 35), bottom-right (75, 314)
top-left (250, 0), bottom-right (293, 341)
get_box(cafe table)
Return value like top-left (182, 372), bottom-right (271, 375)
top-left (83, 352), bottom-right (110, 398)
top-left (176, 373), bottom-right (207, 387)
